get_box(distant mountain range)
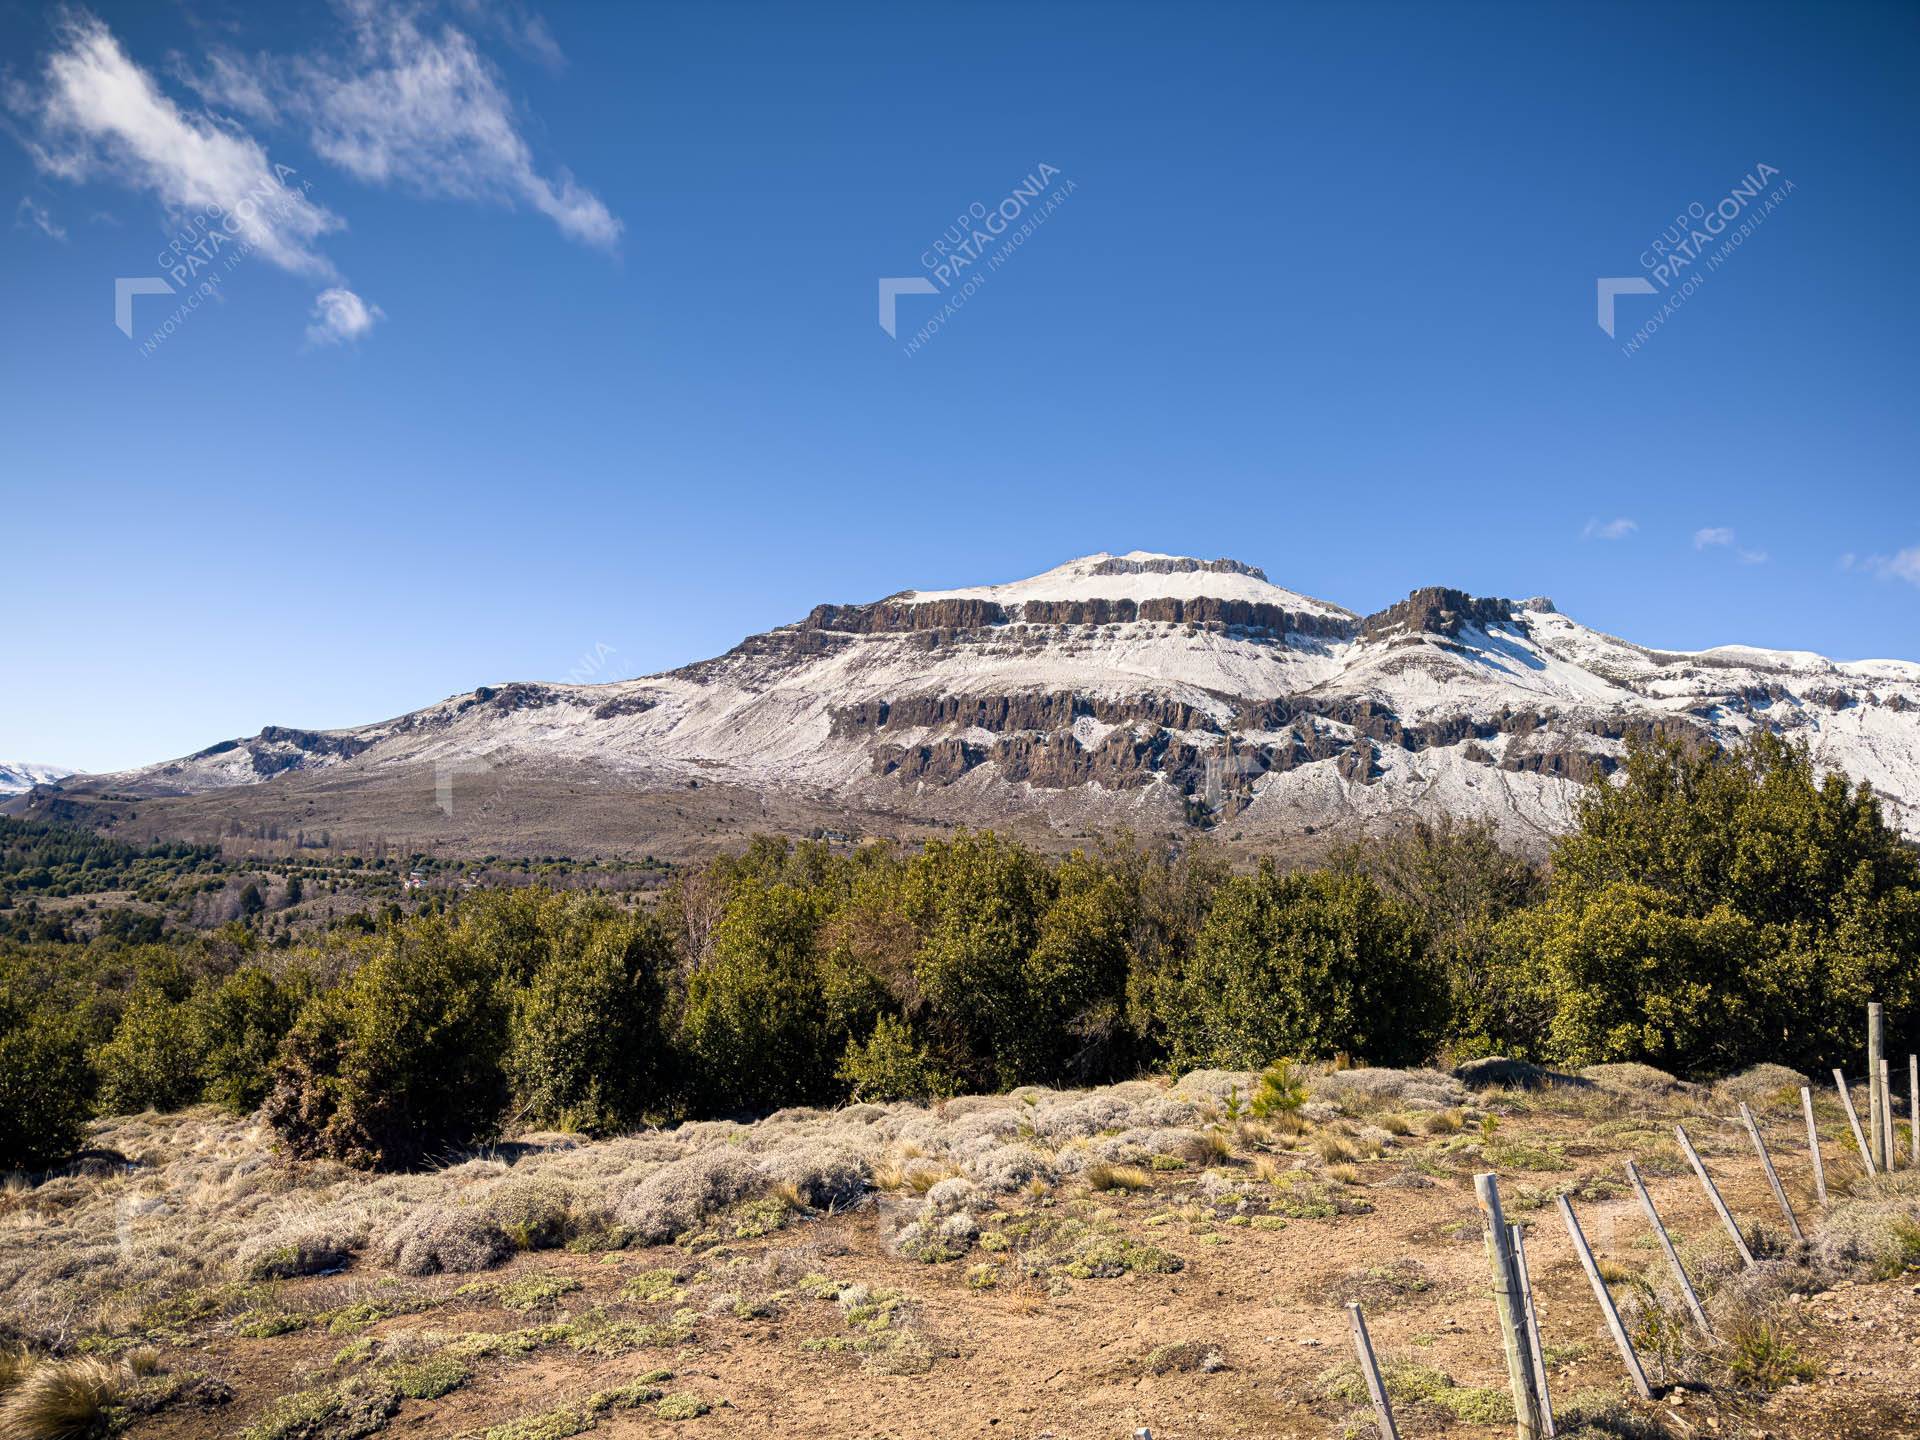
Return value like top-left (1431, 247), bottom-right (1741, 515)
top-left (14, 553), bottom-right (1920, 858)
top-left (0, 762), bottom-right (73, 797)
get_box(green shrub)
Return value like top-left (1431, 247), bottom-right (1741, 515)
top-left (262, 923), bottom-right (508, 1168)
top-left (836, 1014), bottom-right (952, 1102)
top-left (680, 883), bottom-right (835, 1109)
top-left (0, 987), bottom-right (93, 1171)
top-left (1249, 1059), bottom-right (1307, 1119)
top-left (507, 915), bottom-right (670, 1134)
top-left (1164, 866), bottom-right (1445, 1068)
top-left (93, 987), bottom-right (204, 1116)
top-left (196, 965), bottom-right (310, 1114)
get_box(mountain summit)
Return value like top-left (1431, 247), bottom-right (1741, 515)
top-left (21, 553), bottom-right (1920, 856)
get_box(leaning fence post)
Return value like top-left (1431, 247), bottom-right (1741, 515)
top-left (1556, 1195), bottom-right (1654, 1400)
top-left (1509, 1223), bottom-right (1556, 1438)
top-left (1739, 1102), bottom-right (1804, 1243)
top-left (1869, 1002), bottom-right (1885, 1171)
top-left (1346, 1301), bottom-right (1399, 1440)
top-left (1799, 1086), bottom-right (1828, 1206)
top-left (1674, 1124), bottom-right (1754, 1267)
top-left (1625, 1159), bottom-right (1710, 1334)
top-left (1833, 1068), bottom-right (1876, 1177)
top-left (1475, 1173), bottom-right (1544, 1440)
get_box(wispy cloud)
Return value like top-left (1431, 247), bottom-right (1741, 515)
top-left (12, 15), bottom-right (344, 281)
top-left (306, 286), bottom-right (384, 345)
top-left (1582, 517), bottom-right (1637, 541)
top-left (1842, 548), bottom-right (1920, 586)
top-left (1693, 526), bottom-right (1768, 565)
top-left (187, 2), bottom-right (618, 250)
top-left (8, 4), bottom-right (614, 343)
top-left (14, 195), bottom-right (66, 240)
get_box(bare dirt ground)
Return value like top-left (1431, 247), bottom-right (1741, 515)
top-left (6, 1064), bottom-right (1918, 1440)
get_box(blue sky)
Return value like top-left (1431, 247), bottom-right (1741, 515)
top-left (2, 0), bottom-right (1917, 773)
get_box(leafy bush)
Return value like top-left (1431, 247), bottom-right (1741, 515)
top-left (1164, 865), bottom-right (1445, 1068)
top-left (0, 982), bottom-right (93, 1172)
top-left (196, 965), bottom-right (311, 1114)
top-left (93, 987), bottom-right (205, 1116)
top-left (836, 1014), bottom-right (951, 1102)
top-left (679, 884), bottom-right (834, 1109)
top-left (506, 914), bottom-right (671, 1134)
top-left (262, 923), bottom-right (508, 1168)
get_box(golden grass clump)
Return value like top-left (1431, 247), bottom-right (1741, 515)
top-left (1085, 1163), bottom-right (1153, 1193)
top-left (1314, 1133), bottom-right (1360, 1164)
top-left (0, 1356), bottom-right (126, 1440)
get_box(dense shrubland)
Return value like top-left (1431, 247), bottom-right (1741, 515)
top-left (2, 733), bottom-right (1917, 1173)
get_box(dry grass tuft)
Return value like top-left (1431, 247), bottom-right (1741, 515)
top-left (1085, 1163), bottom-right (1153, 1193)
top-left (1314, 1133), bottom-right (1360, 1164)
top-left (0, 1357), bottom-right (125, 1440)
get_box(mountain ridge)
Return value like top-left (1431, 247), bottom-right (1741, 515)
top-left (16, 553), bottom-right (1920, 857)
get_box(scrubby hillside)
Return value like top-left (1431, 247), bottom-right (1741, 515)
top-left (4, 1063), bottom-right (1919, 1439)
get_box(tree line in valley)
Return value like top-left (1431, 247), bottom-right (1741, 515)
top-left (3, 733), bottom-right (1916, 1173)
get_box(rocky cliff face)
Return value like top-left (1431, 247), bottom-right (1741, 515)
top-left (27, 552), bottom-right (1920, 852)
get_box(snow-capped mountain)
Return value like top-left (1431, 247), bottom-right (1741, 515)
top-left (0, 762), bottom-right (75, 797)
top-left (22, 554), bottom-right (1920, 853)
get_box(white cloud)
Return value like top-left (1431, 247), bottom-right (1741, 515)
top-left (1693, 526), bottom-right (1767, 565)
top-left (16, 16), bottom-right (345, 281)
top-left (1582, 517), bottom-right (1637, 541)
top-left (1846, 548), bottom-right (1920, 586)
top-left (287, 1), bottom-right (618, 248)
top-left (14, 195), bottom-right (66, 240)
top-left (176, 48), bottom-right (283, 125)
top-left (306, 286), bottom-right (384, 345)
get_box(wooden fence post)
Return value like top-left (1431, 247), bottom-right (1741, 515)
top-left (1833, 1068), bottom-right (1876, 1177)
top-left (1475, 1173), bottom-right (1544, 1440)
top-left (1882, 1058), bottom-right (1897, 1171)
top-left (1346, 1301), bottom-right (1399, 1440)
top-left (1674, 1124), bottom-right (1754, 1266)
top-left (1625, 1160), bottom-right (1710, 1333)
top-left (1509, 1223), bottom-right (1556, 1439)
top-left (1910, 1055), bottom-right (1918, 1169)
top-left (1799, 1086), bottom-right (1827, 1206)
top-left (1869, 1002), bottom-right (1885, 1171)
top-left (1557, 1195), bottom-right (1654, 1400)
top-left (1739, 1102), bottom-right (1804, 1243)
